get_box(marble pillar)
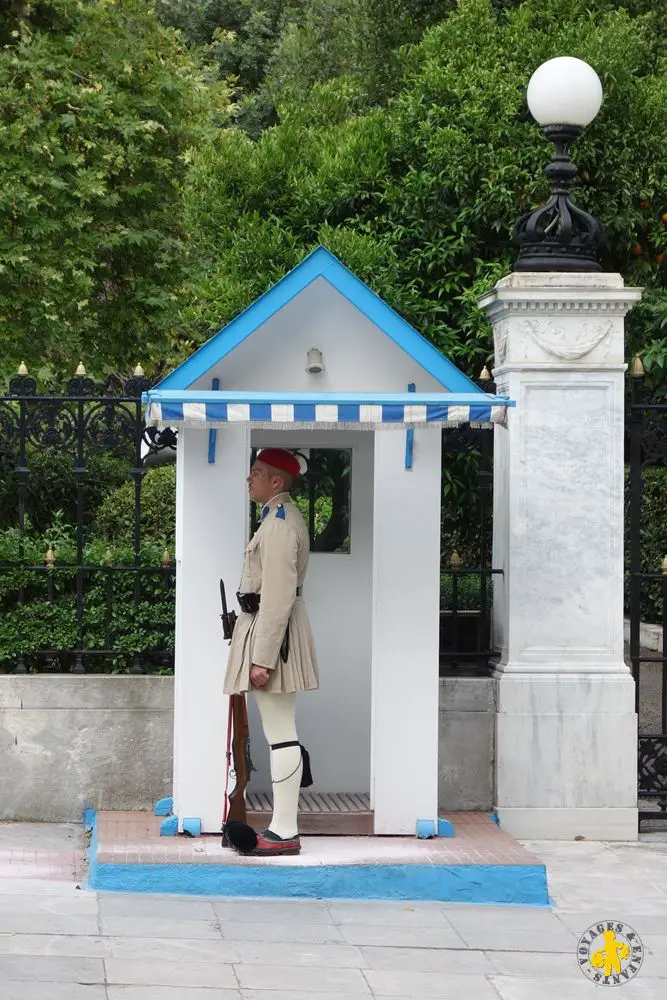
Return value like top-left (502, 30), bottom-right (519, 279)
top-left (478, 272), bottom-right (643, 841)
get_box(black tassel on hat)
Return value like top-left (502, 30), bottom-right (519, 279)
top-left (221, 820), bottom-right (258, 853)
top-left (299, 744), bottom-right (313, 788)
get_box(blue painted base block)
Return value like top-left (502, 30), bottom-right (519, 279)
top-left (437, 818), bottom-right (455, 838)
top-left (154, 797), bottom-right (173, 817)
top-left (89, 859), bottom-right (549, 905)
top-left (85, 811), bottom-right (549, 905)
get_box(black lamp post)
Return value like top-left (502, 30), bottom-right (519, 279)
top-left (513, 56), bottom-right (605, 272)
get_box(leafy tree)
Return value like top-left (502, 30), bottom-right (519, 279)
top-left (156, 0), bottom-right (451, 136)
top-left (0, 0), bottom-right (227, 380)
top-left (266, 0), bottom-right (452, 115)
top-left (175, 0), bottom-right (667, 382)
top-left (155, 0), bottom-right (302, 134)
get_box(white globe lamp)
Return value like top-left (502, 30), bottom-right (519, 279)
top-left (513, 57), bottom-right (605, 272)
top-left (527, 56), bottom-right (603, 128)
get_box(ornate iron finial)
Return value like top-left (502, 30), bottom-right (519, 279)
top-left (632, 356), bottom-right (645, 377)
top-left (68, 361), bottom-right (95, 396)
top-left (9, 362), bottom-right (37, 395)
top-left (479, 366), bottom-right (491, 382)
top-left (513, 124), bottom-right (604, 272)
top-left (45, 547), bottom-right (55, 567)
top-left (662, 555), bottom-right (667, 576)
top-left (450, 550), bottom-right (462, 569)
top-left (104, 548), bottom-right (115, 566)
top-left (124, 364), bottom-right (151, 397)
top-left (161, 548), bottom-right (171, 568)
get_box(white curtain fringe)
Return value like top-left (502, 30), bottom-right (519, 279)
top-left (144, 418), bottom-right (505, 431)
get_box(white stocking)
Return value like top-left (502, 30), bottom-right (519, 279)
top-left (254, 691), bottom-right (302, 839)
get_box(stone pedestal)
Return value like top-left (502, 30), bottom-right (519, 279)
top-left (478, 272), bottom-right (643, 841)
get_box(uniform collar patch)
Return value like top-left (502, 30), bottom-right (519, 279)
top-left (260, 492), bottom-right (290, 520)
top-left (261, 503), bottom-right (286, 520)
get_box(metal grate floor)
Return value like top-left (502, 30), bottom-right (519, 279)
top-left (246, 791), bottom-right (374, 834)
top-left (247, 791), bottom-right (371, 813)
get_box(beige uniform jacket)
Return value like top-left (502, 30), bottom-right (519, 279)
top-left (223, 492), bottom-right (319, 695)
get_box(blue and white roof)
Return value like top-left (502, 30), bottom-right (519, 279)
top-left (145, 389), bottom-right (510, 429)
top-left (143, 247), bottom-right (513, 429)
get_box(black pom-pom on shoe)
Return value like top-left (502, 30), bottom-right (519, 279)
top-left (221, 821), bottom-right (258, 853)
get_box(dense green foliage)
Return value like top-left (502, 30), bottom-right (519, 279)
top-left (155, 0), bottom-right (450, 136)
top-left (0, 447), bottom-right (130, 535)
top-left (2, 0), bottom-right (666, 380)
top-left (94, 465), bottom-right (176, 550)
top-left (0, 510), bottom-right (174, 672)
top-left (174, 0), bottom-right (667, 382)
top-left (0, 0), bottom-right (227, 378)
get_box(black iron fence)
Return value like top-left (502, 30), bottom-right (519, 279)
top-left (0, 367), bottom-right (176, 674)
top-left (627, 362), bottom-right (667, 827)
top-left (0, 368), bottom-right (500, 675)
top-left (439, 389), bottom-right (499, 676)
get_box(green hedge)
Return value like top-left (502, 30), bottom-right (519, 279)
top-left (0, 448), bottom-right (130, 535)
top-left (0, 594), bottom-right (175, 674)
top-left (0, 515), bottom-right (174, 673)
top-left (441, 572), bottom-right (494, 612)
top-left (624, 465), bottom-right (667, 624)
top-left (94, 464), bottom-right (176, 549)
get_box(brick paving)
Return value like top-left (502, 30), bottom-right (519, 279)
top-left (95, 810), bottom-right (539, 867)
top-left (0, 822), bottom-right (85, 882)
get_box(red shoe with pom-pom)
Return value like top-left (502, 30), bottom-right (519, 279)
top-left (251, 829), bottom-right (301, 856)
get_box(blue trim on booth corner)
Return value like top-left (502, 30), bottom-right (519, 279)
top-left (153, 246), bottom-right (482, 396)
top-left (83, 810), bottom-right (550, 905)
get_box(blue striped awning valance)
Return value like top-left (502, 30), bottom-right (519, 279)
top-left (143, 390), bottom-right (513, 430)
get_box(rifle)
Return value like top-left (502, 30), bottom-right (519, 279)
top-left (219, 580), bottom-right (253, 840)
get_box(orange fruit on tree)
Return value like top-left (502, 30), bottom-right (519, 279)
top-left (656, 253), bottom-right (665, 264)
top-left (663, 212), bottom-right (667, 223)
top-left (631, 244), bottom-right (643, 256)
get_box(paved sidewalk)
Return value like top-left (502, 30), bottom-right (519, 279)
top-left (0, 823), bottom-right (666, 998)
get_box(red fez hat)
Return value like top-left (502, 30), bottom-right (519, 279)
top-left (256, 448), bottom-right (302, 478)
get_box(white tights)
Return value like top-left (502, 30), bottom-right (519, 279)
top-left (253, 691), bottom-right (302, 839)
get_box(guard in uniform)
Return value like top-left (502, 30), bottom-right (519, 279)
top-left (224, 448), bottom-right (319, 856)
